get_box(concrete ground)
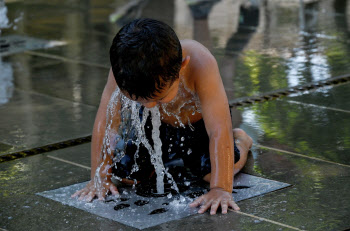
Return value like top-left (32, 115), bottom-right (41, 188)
top-left (1, 0), bottom-right (350, 230)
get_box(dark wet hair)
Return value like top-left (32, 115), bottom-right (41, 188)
top-left (110, 18), bottom-right (182, 100)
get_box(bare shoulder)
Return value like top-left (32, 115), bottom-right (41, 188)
top-left (100, 69), bottom-right (118, 104)
top-left (181, 39), bottom-right (215, 64)
top-left (180, 40), bottom-right (220, 91)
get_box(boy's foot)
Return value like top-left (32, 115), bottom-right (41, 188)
top-left (233, 128), bottom-right (253, 153)
top-left (232, 128), bottom-right (252, 175)
top-left (203, 129), bottom-right (253, 182)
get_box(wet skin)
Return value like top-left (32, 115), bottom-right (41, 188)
top-left (72, 39), bottom-right (253, 215)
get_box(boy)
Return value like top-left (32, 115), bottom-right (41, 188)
top-left (72, 18), bottom-right (252, 215)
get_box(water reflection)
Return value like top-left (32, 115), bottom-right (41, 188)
top-left (0, 0), bottom-right (13, 105)
top-left (0, 60), bottom-right (14, 105)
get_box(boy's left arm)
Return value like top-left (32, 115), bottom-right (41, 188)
top-left (188, 51), bottom-right (240, 215)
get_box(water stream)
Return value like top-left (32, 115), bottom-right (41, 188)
top-left (95, 87), bottom-right (181, 195)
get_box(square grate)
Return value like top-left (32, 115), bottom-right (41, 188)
top-left (38, 173), bottom-right (291, 229)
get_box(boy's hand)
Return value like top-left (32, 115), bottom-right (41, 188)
top-left (189, 188), bottom-right (240, 215)
top-left (71, 178), bottom-right (119, 202)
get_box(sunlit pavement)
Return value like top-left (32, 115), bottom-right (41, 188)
top-left (1, 0), bottom-right (350, 230)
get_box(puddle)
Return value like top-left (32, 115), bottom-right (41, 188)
top-left (37, 173), bottom-right (290, 229)
top-left (0, 35), bottom-right (66, 56)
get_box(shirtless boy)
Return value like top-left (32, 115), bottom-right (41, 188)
top-left (72, 18), bottom-right (252, 215)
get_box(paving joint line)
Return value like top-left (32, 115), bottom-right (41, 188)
top-left (14, 87), bottom-right (98, 109)
top-left (47, 155), bottom-right (90, 170)
top-left (255, 144), bottom-right (350, 168)
top-left (24, 50), bottom-right (110, 69)
top-left (229, 73), bottom-right (350, 108)
top-left (230, 210), bottom-right (305, 231)
top-left (284, 100), bottom-right (350, 114)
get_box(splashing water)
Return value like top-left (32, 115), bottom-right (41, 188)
top-left (95, 87), bottom-right (179, 194)
top-left (0, 0), bottom-right (11, 34)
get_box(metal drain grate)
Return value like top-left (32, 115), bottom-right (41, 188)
top-left (0, 35), bottom-right (65, 56)
top-left (38, 173), bottom-right (291, 229)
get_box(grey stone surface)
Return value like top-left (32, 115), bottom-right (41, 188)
top-left (0, 142), bottom-right (13, 154)
top-left (0, 89), bottom-right (96, 155)
top-left (239, 99), bottom-right (350, 165)
top-left (239, 147), bottom-right (350, 231)
top-left (0, 154), bottom-right (133, 231)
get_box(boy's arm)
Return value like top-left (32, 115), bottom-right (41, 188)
top-left (72, 69), bottom-right (120, 201)
top-left (91, 69), bottom-right (118, 176)
top-left (189, 47), bottom-right (239, 214)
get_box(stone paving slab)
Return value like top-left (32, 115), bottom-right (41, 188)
top-left (0, 154), bottom-right (133, 231)
top-left (239, 147), bottom-right (350, 231)
top-left (4, 53), bottom-right (108, 107)
top-left (0, 89), bottom-right (97, 155)
top-left (239, 99), bottom-right (350, 165)
top-left (0, 149), bottom-right (293, 231)
top-left (286, 83), bottom-right (350, 111)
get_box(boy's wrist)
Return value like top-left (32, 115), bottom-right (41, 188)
top-left (210, 173), bottom-right (234, 193)
top-left (210, 183), bottom-right (233, 193)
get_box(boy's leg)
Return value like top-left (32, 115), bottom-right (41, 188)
top-left (203, 128), bottom-right (252, 182)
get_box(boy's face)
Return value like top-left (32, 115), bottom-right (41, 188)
top-left (123, 78), bottom-right (181, 108)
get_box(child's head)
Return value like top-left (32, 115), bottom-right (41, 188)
top-left (110, 18), bottom-right (183, 104)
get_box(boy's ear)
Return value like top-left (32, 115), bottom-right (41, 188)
top-left (181, 56), bottom-right (190, 70)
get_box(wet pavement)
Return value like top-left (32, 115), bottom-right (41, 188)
top-left (1, 0), bottom-right (350, 230)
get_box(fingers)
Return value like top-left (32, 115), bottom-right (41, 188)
top-left (229, 200), bottom-right (240, 211)
top-left (71, 188), bottom-right (83, 198)
top-left (78, 190), bottom-right (89, 201)
top-left (189, 196), bottom-right (216, 214)
top-left (189, 195), bottom-right (204, 208)
top-left (198, 200), bottom-right (211, 214)
top-left (71, 180), bottom-right (119, 202)
top-left (109, 184), bottom-right (119, 195)
top-left (85, 191), bottom-right (96, 202)
top-left (221, 201), bottom-right (228, 214)
top-left (210, 200), bottom-right (220, 215)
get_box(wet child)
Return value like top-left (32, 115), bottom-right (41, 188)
top-left (72, 18), bottom-right (253, 215)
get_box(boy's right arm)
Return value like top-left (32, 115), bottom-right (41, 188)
top-left (72, 69), bottom-right (120, 201)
